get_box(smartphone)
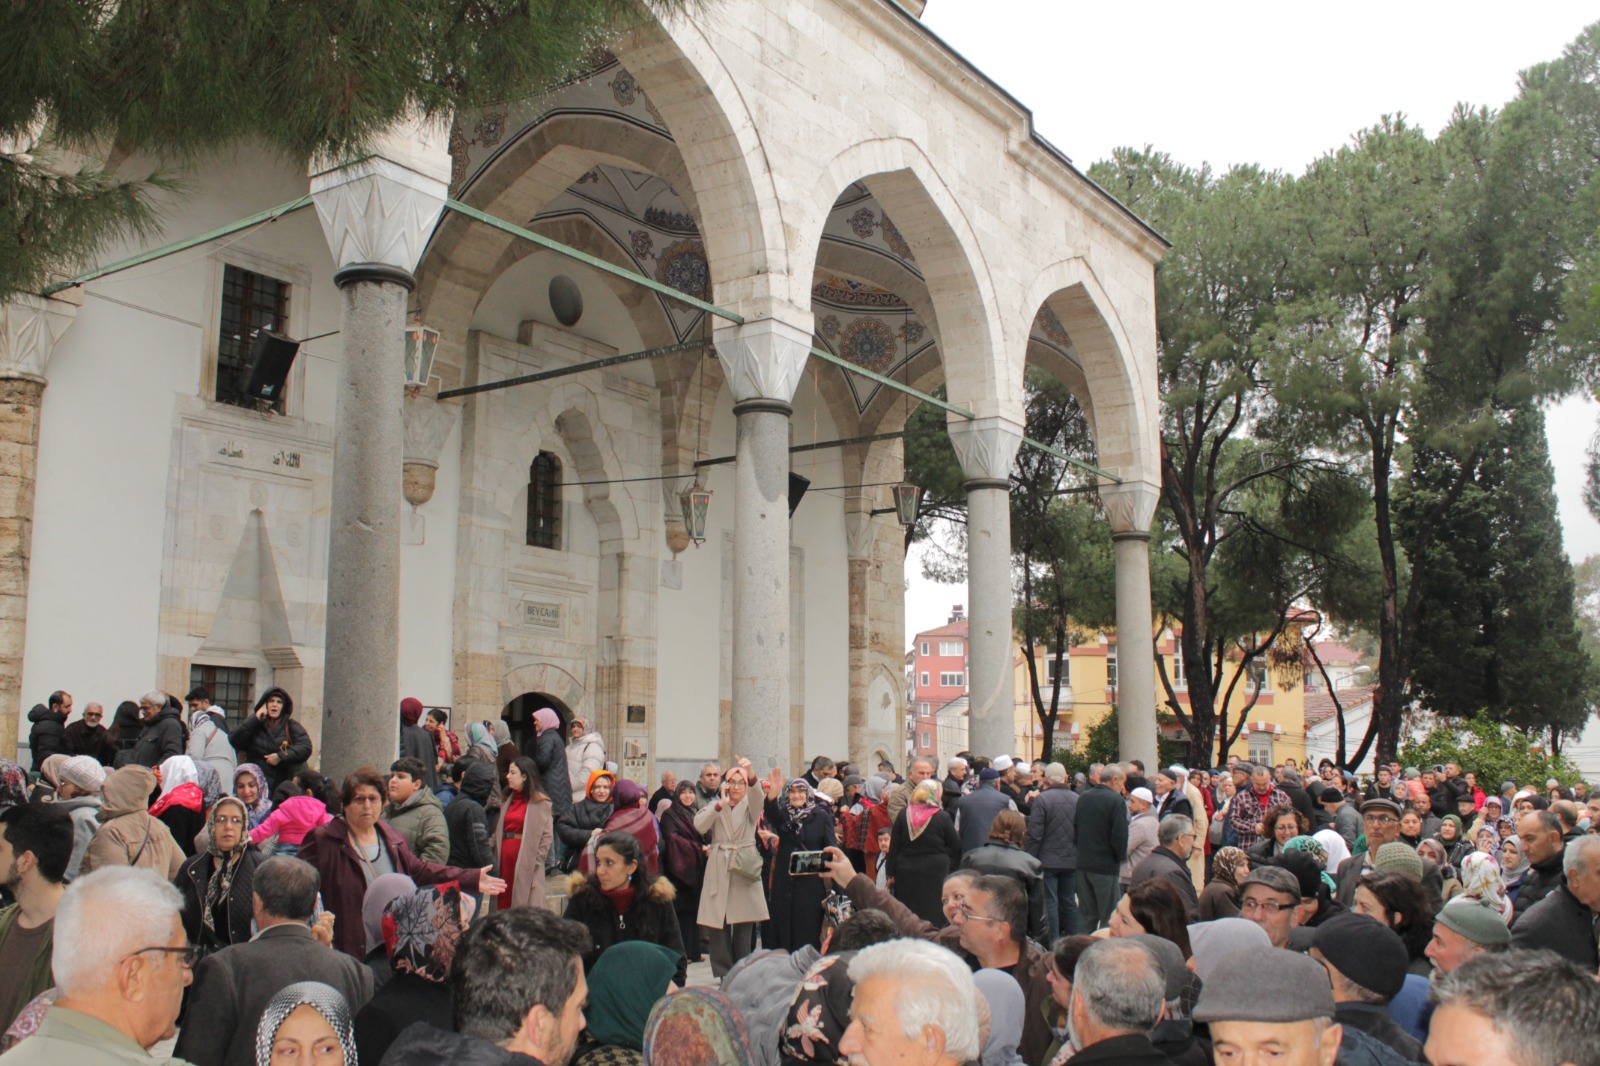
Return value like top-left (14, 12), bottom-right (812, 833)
top-left (789, 850), bottom-right (828, 876)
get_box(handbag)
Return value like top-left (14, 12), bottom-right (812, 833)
top-left (728, 843), bottom-right (763, 883)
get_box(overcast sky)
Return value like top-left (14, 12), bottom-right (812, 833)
top-left (905, 1), bottom-right (1600, 646)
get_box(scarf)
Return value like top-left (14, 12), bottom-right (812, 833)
top-left (1283, 836), bottom-right (1338, 893)
top-left (194, 762), bottom-right (223, 810)
top-left (234, 764), bottom-right (274, 828)
top-left (906, 781), bottom-right (942, 841)
top-left (860, 776), bottom-right (887, 803)
top-left (1212, 846), bottom-right (1248, 888)
top-left (1311, 828), bottom-right (1351, 874)
top-left (362, 874), bottom-right (418, 955)
top-left (0, 760), bottom-right (23, 810)
top-left (201, 798), bottom-right (250, 939)
top-left (492, 719), bottom-right (514, 746)
top-left (1454, 852), bottom-right (1512, 924)
top-left (254, 982), bottom-right (358, 1066)
top-left (646, 988), bottom-right (756, 1066)
top-left (1498, 841), bottom-right (1529, 886)
top-left (783, 778), bottom-right (821, 835)
top-left (662, 786), bottom-right (708, 888)
top-left (157, 755), bottom-right (200, 800)
top-left (39, 754), bottom-right (71, 791)
top-left (384, 883), bottom-right (471, 983)
top-left (531, 709), bottom-right (558, 737)
top-left (600, 884), bottom-right (636, 915)
top-left (585, 941), bottom-right (681, 1050)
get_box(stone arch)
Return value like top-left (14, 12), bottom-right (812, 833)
top-left (544, 389), bottom-right (638, 550)
top-left (799, 138), bottom-right (1011, 423)
top-left (502, 662), bottom-right (586, 727)
top-left (1020, 258), bottom-right (1157, 481)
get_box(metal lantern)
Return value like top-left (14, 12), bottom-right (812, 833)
top-left (403, 323), bottom-right (440, 389)
top-left (680, 483), bottom-right (713, 546)
top-left (892, 481), bottom-right (920, 526)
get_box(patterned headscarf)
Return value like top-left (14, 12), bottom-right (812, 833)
top-left (647, 987), bottom-right (757, 1066)
top-left (233, 764), bottom-right (273, 828)
top-left (0, 760), bottom-right (26, 809)
top-left (1453, 852), bottom-right (1512, 924)
top-left (194, 761), bottom-right (223, 811)
top-left (1212, 846), bottom-right (1249, 888)
top-left (780, 951), bottom-right (854, 1064)
top-left (383, 884), bottom-right (473, 984)
top-left (782, 779), bottom-right (822, 835)
top-left (254, 982), bottom-right (358, 1066)
top-left (201, 797), bottom-right (251, 939)
top-left (362, 874), bottom-right (418, 956)
top-left (1283, 836), bottom-right (1338, 893)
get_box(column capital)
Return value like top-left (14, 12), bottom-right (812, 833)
top-left (0, 292), bottom-right (80, 383)
top-left (310, 115), bottom-right (452, 282)
top-left (714, 315), bottom-right (813, 405)
top-left (947, 415), bottom-right (1022, 484)
top-left (1100, 478), bottom-right (1161, 536)
top-left (845, 510), bottom-right (878, 560)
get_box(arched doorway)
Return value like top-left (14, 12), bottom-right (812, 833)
top-left (503, 691), bottom-right (574, 757)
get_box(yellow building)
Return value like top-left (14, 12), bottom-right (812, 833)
top-left (1011, 620), bottom-right (1310, 767)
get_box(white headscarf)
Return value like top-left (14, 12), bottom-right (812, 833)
top-left (157, 755), bottom-right (200, 800)
top-left (1312, 828), bottom-right (1351, 874)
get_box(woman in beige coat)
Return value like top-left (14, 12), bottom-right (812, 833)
top-left (693, 765), bottom-right (771, 976)
top-left (494, 756), bottom-right (554, 910)
top-left (82, 764), bottom-right (185, 879)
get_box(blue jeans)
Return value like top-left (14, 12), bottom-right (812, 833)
top-left (1042, 869), bottom-right (1079, 941)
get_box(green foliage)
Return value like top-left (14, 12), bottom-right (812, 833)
top-left (1051, 707), bottom-right (1185, 780)
top-left (1399, 712), bottom-right (1582, 789)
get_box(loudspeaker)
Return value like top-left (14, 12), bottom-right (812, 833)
top-left (788, 472), bottom-right (810, 517)
top-left (238, 331), bottom-right (300, 406)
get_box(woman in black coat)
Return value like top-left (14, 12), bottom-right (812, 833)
top-left (228, 687), bottom-right (312, 790)
top-left (562, 832), bottom-right (687, 986)
top-left (557, 770), bottom-right (615, 870)
top-left (764, 777), bottom-right (838, 950)
top-left (176, 798), bottom-right (262, 957)
top-left (887, 780), bottom-right (963, 928)
top-left (659, 778), bottom-right (707, 962)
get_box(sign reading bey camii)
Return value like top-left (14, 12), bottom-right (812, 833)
top-left (523, 601), bottom-right (561, 629)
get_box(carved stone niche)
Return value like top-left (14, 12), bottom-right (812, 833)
top-left (402, 393), bottom-right (456, 507)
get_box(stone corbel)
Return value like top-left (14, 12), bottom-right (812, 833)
top-left (713, 316), bottom-right (813, 405)
top-left (310, 112), bottom-right (452, 280)
top-left (401, 393), bottom-right (457, 507)
top-left (1100, 479), bottom-right (1161, 537)
top-left (0, 291), bottom-right (82, 384)
top-left (845, 510), bottom-right (877, 561)
top-left (947, 415), bottom-right (1023, 486)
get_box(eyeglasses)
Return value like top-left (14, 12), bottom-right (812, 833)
top-left (957, 904), bottom-right (1003, 923)
top-left (1240, 898), bottom-right (1290, 916)
top-left (213, 815), bottom-right (244, 827)
top-left (129, 944), bottom-right (203, 968)
top-left (1363, 814), bottom-right (1398, 826)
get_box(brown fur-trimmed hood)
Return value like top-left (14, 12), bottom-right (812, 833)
top-left (567, 870), bottom-right (675, 904)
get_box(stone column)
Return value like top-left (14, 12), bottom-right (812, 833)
top-left (0, 293), bottom-right (77, 759)
top-left (714, 316), bottom-right (811, 773)
top-left (948, 416), bottom-right (1022, 758)
top-left (1103, 480), bottom-right (1161, 769)
top-left (310, 120), bottom-right (449, 774)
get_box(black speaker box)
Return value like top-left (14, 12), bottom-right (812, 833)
top-left (788, 472), bottom-right (810, 517)
top-left (239, 331), bottom-right (301, 406)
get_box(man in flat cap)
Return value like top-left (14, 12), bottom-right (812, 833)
top-left (1425, 899), bottom-right (1509, 976)
top-left (1333, 797), bottom-right (1443, 908)
top-left (1425, 950), bottom-right (1600, 1066)
top-left (1309, 914), bottom-right (1422, 1061)
top-left (1237, 866), bottom-right (1303, 949)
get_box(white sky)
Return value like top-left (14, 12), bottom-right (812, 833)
top-left (905, 0), bottom-right (1600, 647)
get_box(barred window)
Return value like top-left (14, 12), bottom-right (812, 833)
top-left (217, 265), bottom-right (289, 408)
top-left (527, 452), bottom-right (562, 549)
top-left (189, 664), bottom-right (256, 728)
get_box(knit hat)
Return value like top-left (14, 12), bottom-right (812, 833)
top-left (399, 697), bottom-right (424, 725)
top-left (1403, 767), bottom-right (1420, 779)
top-left (1319, 787), bottom-right (1344, 804)
top-left (1310, 914), bottom-right (1409, 1000)
top-left (978, 767), bottom-right (1000, 781)
top-left (58, 755), bottom-right (106, 794)
top-left (1192, 949), bottom-right (1336, 1024)
top-left (1129, 787), bottom-right (1154, 805)
top-left (1126, 935), bottom-right (1187, 1001)
top-left (1188, 918), bottom-right (1271, 983)
top-left (1371, 842), bottom-right (1425, 881)
top-left (1434, 899), bottom-right (1511, 947)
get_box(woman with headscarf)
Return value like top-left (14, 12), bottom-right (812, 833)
top-left (47, 755), bottom-right (105, 880)
top-left (974, 968), bottom-right (1026, 1066)
top-left (493, 756), bottom-right (553, 910)
top-left (462, 721), bottom-right (499, 765)
top-left (1310, 827), bottom-right (1351, 875)
top-left (177, 795), bottom-right (261, 957)
top-left (1416, 838), bottom-right (1463, 901)
top-left (1449, 851), bottom-right (1512, 925)
top-left (1198, 845), bottom-right (1246, 920)
top-left (1498, 835), bottom-right (1530, 902)
top-left (563, 831), bottom-right (687, 986)
top-left (695, 766), bottom-right (768, 977)
top-left (884, 780), bottom-right (962, 928)
top-left (860, 775), bottom-right (890, 881)
top-left (594, 778), bottom-right (659, 879)
top-left (81, 764), bottom-right (185, 878)
top-left (643, 988), bottom-right (755, 1066)
top-left (397, 698), bottom-right (439, 791)
top-left (559, 769), bottom-right (617, 872)
top-left (360, 874), bottom-right (417, 992)
top-left (230, 688), bottom-right (312, 791)
top-left (764, 774), bottom-right (837, 950)
top-left (234, 764), bottom-right (274, 828)
top-left (573, 941), bottom-right (680, 1065)
top-left (1436, 814), bottom-right (1471, 867)
top-left (529, 709), bottom-right (573, 830)
top-left (256, 981), bottom-right (358, 1066)
top-left (151, 754), bottom-right (206, 856)
top-left (353, 884), bottom-right (473, 1064)
top-left (660, 778), bottom-right (707, 964)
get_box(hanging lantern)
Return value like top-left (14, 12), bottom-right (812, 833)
top-left (680, 483), bottom-right (713, 546)
top-left (403, 323), bottom-right (440, 390)
top-left (892, 481), bottom-right (919, 526)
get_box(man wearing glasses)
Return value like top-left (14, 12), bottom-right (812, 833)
top-left (0, 865), bottom-right (196, 1065)
top-left (1238, 866), bottom-right (1303, 948)
top-left (1332, 797), bottom-right (1444, 908)
top-left (62, 702), bottom-right (113, 766)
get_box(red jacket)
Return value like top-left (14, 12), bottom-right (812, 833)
top-left (297, 818), bottom-right (482, 957)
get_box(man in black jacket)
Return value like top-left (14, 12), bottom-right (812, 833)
top-left (1510, 810), bottom-right (1567, 922)
top-left (954, 767), bottom-right (1015, 853)
top-left (1310, 914), bottom-right (1425, 1062)
top-left (25, 692), bottom-right (69, 772)
top-left (61, 701), bottom-right (113, 765)
top-left (1510, 836), bottom-right (1600, 972)
top-left (1129, 815), bottom-right (1198, 919)
top-left (1058, 939), bottom-right (1171, 1066)
top-left (131, 691), bottom-right (187, 768)
top-left (1076, 763), bottom-right (1129, 932)
top-left (446, 760), bottom-right (496, 868)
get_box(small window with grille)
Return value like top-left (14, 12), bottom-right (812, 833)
top-left (189, 664), bottom-right (256, 728)
top-left (527, 452), bottom-right (563, 549)
top-left (216, 265), bottom-right (290, 409)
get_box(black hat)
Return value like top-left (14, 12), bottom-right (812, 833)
top-left (1312, 914), bottom-right (1409, 1000)
top-left (1319, 787), bottom-right (1344, 804)
top-left (1271, 851), bottom-right (1323, 900)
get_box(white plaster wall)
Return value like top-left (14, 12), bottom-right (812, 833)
top-left (789, 377), bottom-right (849, 761)
top-left (398, 414), bottom-right (463, 707)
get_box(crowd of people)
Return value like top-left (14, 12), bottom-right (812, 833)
top-left (1, 695), bottom-right (1598, 1066)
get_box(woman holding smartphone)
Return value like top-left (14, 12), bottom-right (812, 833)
top-left (764, 772), bottom-right (838, 951)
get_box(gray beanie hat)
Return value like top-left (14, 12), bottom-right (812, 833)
top-left (1193, 949), bottom-right (1336, 1024)
top-left (1188, 918), bottom-right (1272, 984)
top-left (1434, 899), bottom-right (1511, 947)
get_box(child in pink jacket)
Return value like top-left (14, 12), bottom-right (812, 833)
top-left (249, 794), bottom-right (332, 855)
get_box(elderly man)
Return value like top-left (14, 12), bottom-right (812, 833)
top-left (1076, 763), bottom-right (1129, 931)
top-left (954, 765), bottom-right (1016, 853)
top-left (1511, 810), bottom-right (1567, 920)
top-left (648, 770), bottom-right (678, 812)
top-left (1309, 914), bottom-right (1423, 1061)
top-left (1058, 939), bottom-right (1170, 1066)
top-left (1238, 866), bottom-right (1304, 949)
top-left (0, 867), bottom-right (194, 1065)
top-left (1120, 788), bottom-right (1158, 889)
top-left (1426, 950), bottom-right (1600, 1066)
top-left (1130, 815), bottom-right (1198, 918)
top-left (1425, 899), bottom-right (1510, 975)
top-left (1509, 836), bottom-right (1600, 971)
top-left (1026, 761), bottom-right (1080, 940)
top-left (1193, 950), bottom-right (1354, 1066)
top-left (62, 702), bottom-right (112, 766)
top-left (839, 939), bottom-right (981, 1066)
top-left (1334, 797), bottom-right (1444, 907)
top-left (380, 906), bottom-right (594, 1065)
top-left (1229, 763), bottom-right (1290, 853)
top-left (942, 756), bottom-right (968, 811)
top-left (175, 857), bottom-right (372, 1066)
top-left (692, 762), bottom-right (722, 810)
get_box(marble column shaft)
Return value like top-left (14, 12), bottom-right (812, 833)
top-left (1103, 480), bottom-right (1161, 769)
